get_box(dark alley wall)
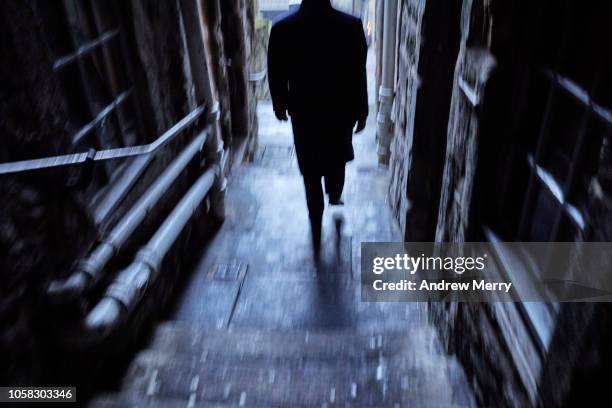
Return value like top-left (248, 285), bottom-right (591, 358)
top-left (200, 0), bottom-right (259, 165)
top-left (388, 0), bottom-right (461, 241)
top-left (387, 0), bottom-right (612, 405)
top-left (0, 0), bottom-right (98, 384)
top-left (0, 0), bottom-right (255, 391)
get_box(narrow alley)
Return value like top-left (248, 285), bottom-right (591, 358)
top-left (88, 61), bottom-right (475, 405)
top-left (2, 1), bottom-right (612, 407)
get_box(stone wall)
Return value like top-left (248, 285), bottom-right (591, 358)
top-left (220, 0), bottom-right (251, 144)
top-left (388, 0), bottom-right (425, 236)
top-left (0, 0), bottom-right (97, 384)
top-left (388, 0), bottom-right (612, 405)
top-left (433, 0), bottom-right (496, 243)
top-left (201, 0), bottom-right (258, 166)
top-left (244, 0), bottom-right (260, 161)
top-left (252, 16), bottom-right (271, 101)
top-left (129, 0), bottom-right (194, 134)
top-left (388, 0), bottom-right (461, 241)
top-left (433, 2), bottom-right (612, 404)
top-left (200, 0), bottom-right (234, 146)
top-left (538, 130), bottom-right (612, 406)
top-left (428, 1), bottom-right (542, 405)
top-left (0, 0), bottom-right (255, 393)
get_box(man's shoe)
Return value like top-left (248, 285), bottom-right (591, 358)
top-left (329, 198), bottom-right (344, 206)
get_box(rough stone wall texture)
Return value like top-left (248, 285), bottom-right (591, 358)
top-left (244, 0), bottom-right (260, 161)
top-left (201, 0), bottom-right (257, 166)
top-left (253, 17), bottom-right (271, 101)
top-left (585, 137), bottom-right (612, 242)
top-left (220, 0), bottom-right (251, 144)
top-left (127, 0), bottom-right (197, 193)
top-left (434, 0), bottom-right (496, 243)
top-left (0, 0), bottom-right (97, 385)
top-left (431, 302), bottom-right (535, 407)
top-left (201, 0), bottom-right (234, 146)
top-left (427, 1), bottom-right (536, 406)
top-left (387, 0), bottom-right (612, 405)
top-left (388, 0), bottom-right (461, 241)
top-left (0, 0), bottom-right (234, 392)
top-left (384, 0), bottom-right (536, 405)
top-left (539, 136), bottom-right (612, 406)
top-left (130, 0), bottom-right (191, 135)
top-left (388, 0), bottom-right (426, 236)
top-left (427, 1), bottom-right (612, 406)
top-left (538, 304), bottom-right (612, 407)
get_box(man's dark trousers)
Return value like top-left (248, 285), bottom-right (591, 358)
top-left (303, 164), bottom-right (345, 234)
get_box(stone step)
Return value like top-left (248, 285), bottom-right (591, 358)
top-left (122, 356), bottom-right (383, 406)
top-left (90, 322), bottom-right (475, 407)
top-left (117, 352), bottom-right (466, 407)
top-left (147, 321), bottom-right (441, 362)
top-left (134, 348), bottom-right (378, 374)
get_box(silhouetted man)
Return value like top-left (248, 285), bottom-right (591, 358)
top-left (267, 0), bottom-right (368, 255)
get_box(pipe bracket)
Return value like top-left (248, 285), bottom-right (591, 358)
top-left (135, 248), bottom-right (162, 275)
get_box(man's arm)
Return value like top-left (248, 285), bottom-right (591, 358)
top-left (354, 19), bottom-right (369, 133)
top-left (267, 24), bottom-right (289, 121)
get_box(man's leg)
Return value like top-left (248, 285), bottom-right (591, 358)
top-left (324, 163), bottom-right (346, 205)
top-left (302, 173), bottom-right (324, 253)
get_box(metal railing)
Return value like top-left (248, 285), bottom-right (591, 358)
top-left (45, 105), bottom-right (210, 301)
top-left (0, 105), bottom-right (206, 175)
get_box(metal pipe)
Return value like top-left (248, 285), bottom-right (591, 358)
top-left (85, 168), bottom-right (217, 337)
top-left (376, 0), bottom-right (398, 165)
top-left (47, 131), bottom-right (208, 301)
top-left (202, 106), bottom-right (227, 220)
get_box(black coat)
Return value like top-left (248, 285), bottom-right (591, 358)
top-left (267, 0), bottom-right (368, 175)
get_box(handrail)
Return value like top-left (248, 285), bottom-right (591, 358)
top-left (47, 130), bottom-right (209, 302)
top-left (0, 104), bottom-right (206, 175)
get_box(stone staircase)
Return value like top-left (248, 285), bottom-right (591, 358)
top-left (89, 321), bottom-right (475, 407)
top-left (88, 100), bottom-right (476, 408)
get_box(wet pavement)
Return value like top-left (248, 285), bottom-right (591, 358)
top-left (89, 54), bottom-right (476, 407)
top-left (170, 99), bottom-right (419, 332)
